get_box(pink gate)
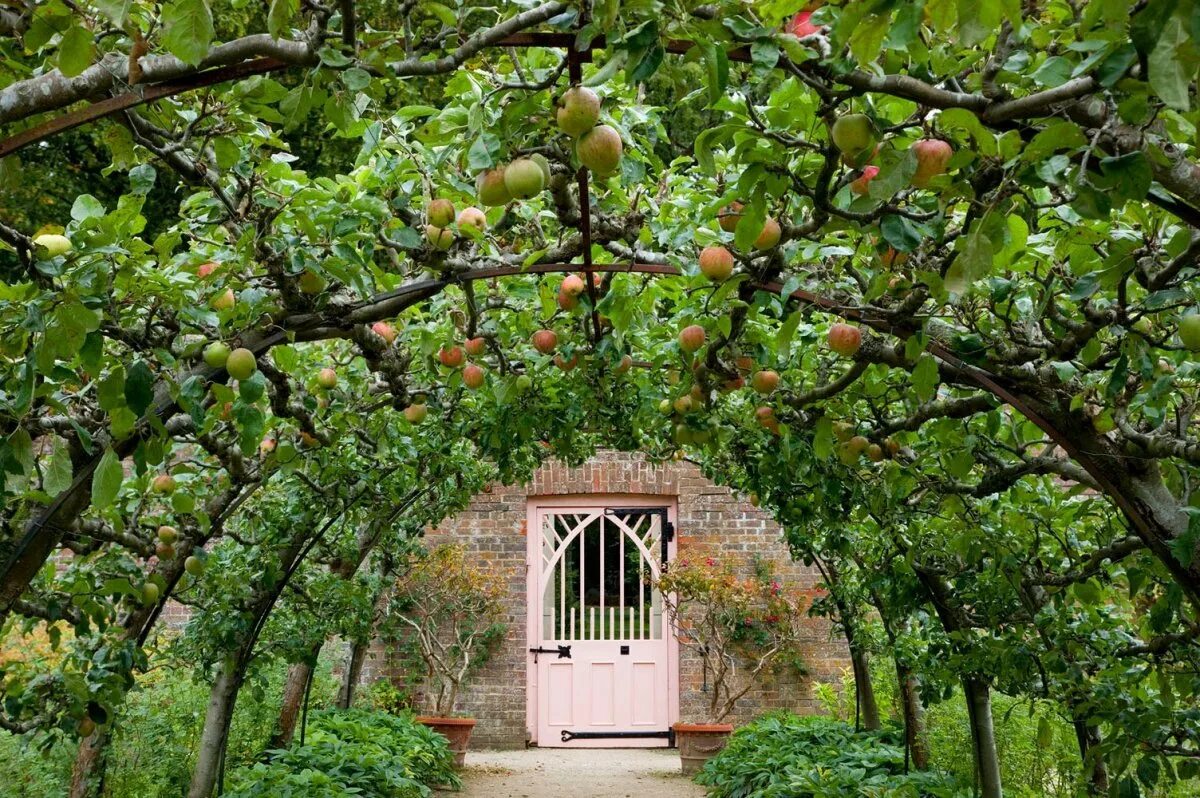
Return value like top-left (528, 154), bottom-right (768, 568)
top-left (527, 499), bottom-right (678, 747)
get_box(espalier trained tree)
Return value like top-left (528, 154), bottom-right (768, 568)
top-left (2, 1), bottom-right (1200, 797)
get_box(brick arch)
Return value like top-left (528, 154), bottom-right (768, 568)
top-left (527, 450), bottom-right (681, 497)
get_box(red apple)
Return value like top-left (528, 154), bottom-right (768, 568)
top-left (554, 352), bottom-right (580, 371)
top-left (561, 274), bottom-right (586, 297)
top-left (438, 345), bottom-right (464, 368)
top-left (317, 368), bottom-right (337, 390)
top-left (718, 201), bottom-right (743, 233)
top-left (404, 403), bottom-right (427, 424)
top-left (911, 138), bottom-right (953, 188)
top-left (532, 330), bottom-right (558, 354)
top-left (827, 323), bottom-right (862, 357)
top-left (789, 10), bottom-right (822, 37)
top-left (850, 165), bottom-right (880, 196)
top-left (151, 474), bottom-right (176, 494)
top-left (465, 337), bottom-right (487, 356)
top-left (679, 324), bottom-right (706, 353)
top-left (753, 218), bottom-right (782, 250)
top-left (197, 261), bottom-right (220, 279)
top-left (699, 246), bottom-right (734, 281)
top-left (557, 288), bottom-right (578, 311)
top-left (751, 370), bottom-right (780, 394)
top-left (462, 363), bottom-right (485, 389)
top-left (371, 322), bottom-right (397, 344)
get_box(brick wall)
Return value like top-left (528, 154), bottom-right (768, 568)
top-left (391, 450), bottom-right (848, 749)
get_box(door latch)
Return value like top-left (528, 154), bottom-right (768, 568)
top-left (529, 645), bottom-right (572, 663)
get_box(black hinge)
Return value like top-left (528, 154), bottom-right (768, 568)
top-left (529, 645), bottom-right (572, 663)
top-left (664, 519), bottom-right (675, 543)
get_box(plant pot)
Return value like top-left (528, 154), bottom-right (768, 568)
top-left (416, 716), bottom-right (476, 768)
top-left (674, 722), bottom-right (734, 776)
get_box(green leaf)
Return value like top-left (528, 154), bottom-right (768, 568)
top-left (699, 41), bottom-right (729, 106)
top-left (162, 0), bottom-right (214, 67)
top-left (1147, 15), bottom-right (1191, 111)
top-left (91, 447), bottom-right (123, 509)
top-left (44, 438), bottom-right (74, 497)
top-left (467, 134), bottom-right (500, 171)
top-left (880, 214), bottom-right (923, 252)
top-left (58, 25), bottom-right (94, 78)
top-left (124, 360), bottom-right (155, 417)
top-left (776, 310), bottom-right (802, 353)
top-left (268, 0), bottom-right (298, 38)
top-left (1099, 152), bottom-right (1152, 202)
top-left (1097, 43), bottom-right (1138, 86)
top-left (912, 355), bottom-right (939, 402)
top-left (945, 222), bottom-right (994, 295)
top-left (93, 0), bottom-right (131, 26)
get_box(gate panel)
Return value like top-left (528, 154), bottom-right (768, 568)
top-left (529, 502), bottom-right (676, 747)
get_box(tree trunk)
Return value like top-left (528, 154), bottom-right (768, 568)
top-left (68, 728), bottom-right (109, 798)
top-left (267, 653), bottom-right (318, 750)
top-left (188, 662), bottom-right (244, 798)
top-left (337, 641), bottom-right (368, 709)
top-left (1074, 720), bottom-right (1109, 795)
top-left (963, 675), bottom-right (1003, 798)
top-left (897, 666), bottom-right (930, 770)
top-left (849, 647), bottom-right (882, 731)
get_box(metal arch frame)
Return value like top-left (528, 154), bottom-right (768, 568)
top-left (0, 25), bottom-right (1168, 574)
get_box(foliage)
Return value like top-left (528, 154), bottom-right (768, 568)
top-left (222, 708), bottom-right (460, 798)
top-left (696, 713), bottom-right (969, 798)
top-left (656, 553), bottom-right (808, 723)
top-left (381, 544), bottom-right (507, 717)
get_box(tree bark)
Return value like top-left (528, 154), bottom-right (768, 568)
top-left (963, 676), bottom-right (1003, 798)
top-left (189, 663), bottom-right (244, 798)
top-left (1074, 720), bottom-right (1110, 795)
top-left (337, 641), bottom-right (368, 709)
top-left (68, 728), bottom-right (109, 798)
top-left (897, 666), bottom-right (930, 770)
top-left (267, 654), bottom-right (319, 750)
top-left (849, 648), bottom-right (882, 732)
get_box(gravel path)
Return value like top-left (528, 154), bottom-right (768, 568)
top-left (442, 747), bottom-right (708, 798)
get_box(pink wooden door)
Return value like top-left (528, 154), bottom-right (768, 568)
top-left (532, 504), bottom-right (675, 747)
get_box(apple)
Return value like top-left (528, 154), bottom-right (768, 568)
top-left (532, 329), bottom-right (558, 354)
top-left (699, 246), bottom-right (734, 281)
top-left (751, 370), bottom-right (780, 394)
top-left (850, 165), bottom-right (880, 196)
top-left (155, 541), bottom-right (176, 560)
top-left (141, 582), bottom-right (160, 605)
top-left (185, 555), bottom-right (205, 577)
top-left (562, 274), bottom-right (586, 297)
top-left (259, 437), bottom-right (277, 455)
top-left (457, 206), bottom-right (487, 233)
top-left (718, 202), bottom-right (743, 233)
top-left (866, 443), bottom-right (884, 462)
top-left (317, 368), bottom-right (337, 390)
top-left (734, 355), bottom-right (755, 372)
top-left (659, 398), bottom-right (673, 414)
top-left (197, 260), bottom-right (220, 279)
top-left (831, 114), bottom-right (877, 162)
top-left (848, 435), bottom-right (870, 455)
top-left (884, 438), bottom-right (900, 457)
top-left (371, 321), bottom-right (397, 345)
top-left (788, 10), bottom-right (822, 37)
top-left (679, 324), bottom-right (706, 353)
top-left (152, 474), bottom-right (176, 494)
top-left (203, 342), bottom-right (230, 368)
top-left (299, 431), bottom-right (320, 448)
top-left (833, 422), bottom-right (854, 442)
top-left (615, 354), bottom-right (633, 374)
top-left (404, 403), bottom-right (427, 424)
top-left (157, 525), bottom-right (179, 544)
top-left (557, 288), bottom-right (578, 311)
top-left (476, 168), bottom-right (512, 206)
top-left (555, 352), bottom-right (580, 371)
top-left (226, 348), bottom-right (257, 380)
top-left (462, 363), bottom-right (486, 389)
top-left (504, 158), bottom-right (547, 199)
top-left (438, 345), bottom-right (464, 368)
top-left (514, 374), bottom-right (533, 393)
top-left (465, 337), bottom-right (487, 356)
top-left (33, 233), bottom-right (72, 257)
top-left (531, 153), bottom-right (553, 184)
top-left (211, 288), bottom-right (236, 311)
top-left (557, 86), bottom-right (601, 137)
top-left (753, 218), bottom-right (782, 250)
top-left (1179, 314), bottom-right (1200, 351)
top-left (827, 324), bottom-right (862, 357)
top-left (427, 198), bottom-right (455, 228)
top-left (577, 125), bottom-right (623, 175)
top-left (755, 406), bottom-right (780, 433)
top-left (673, 395), bottom-right (694, 414)
top-left (881, 247), bottom-right (909, 268)
top-left (425, 225), bottom-right (453, 250)
top-left (911, 138), bottom-right (953, 188)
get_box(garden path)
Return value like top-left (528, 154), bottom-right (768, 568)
top-left (443, 747), bottom-right (707, 797)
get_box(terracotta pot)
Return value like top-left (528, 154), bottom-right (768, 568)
top-left (416, 716), bottom-right (476, 768)
top-left (673, 722), bottom-right (734, 775)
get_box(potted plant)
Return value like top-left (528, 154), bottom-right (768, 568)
top-left (654, 553), bottom-right (808, 775)
top-left (381, 543), bottom-right (507, 767)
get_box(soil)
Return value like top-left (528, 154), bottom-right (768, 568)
top-left (442, 747), bottom-right (708, 797)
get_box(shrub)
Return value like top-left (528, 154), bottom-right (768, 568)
top-left (696, 713), bottom-right (970, 798)
top-left (222, 708), bottom-right (460, 798)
